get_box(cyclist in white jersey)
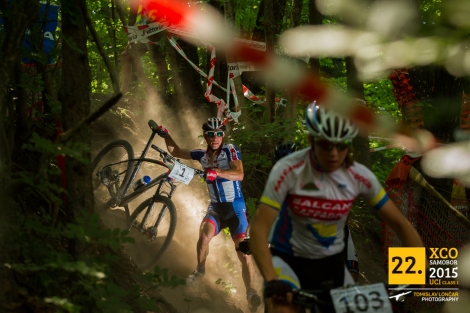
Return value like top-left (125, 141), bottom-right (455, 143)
top-left (156, 117), bottom-right (261, 312)
top-left (250, 102), bottom-right (424, 313)
top-left (272, 142), bottom-right (360, 282)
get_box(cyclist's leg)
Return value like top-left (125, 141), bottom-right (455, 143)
top-left (228, 201), bottom-right (261, 311)
top-left (196, 204), bottom-right (220, 271)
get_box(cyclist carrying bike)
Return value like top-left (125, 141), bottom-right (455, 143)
top-left (157, 117), bottom-right (261, 312)
top-left (250, 102), bottom-right (424, 313)
top-left (272, 142), bottom-right (360, 283)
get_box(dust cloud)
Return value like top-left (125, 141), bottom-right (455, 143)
top-left (94, 95), bottom-right (264, 312)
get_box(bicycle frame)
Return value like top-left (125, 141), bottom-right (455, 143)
top-left (100, 126), bottom-right (177, 221)
top-left (97, 120), bottom-right (204, 235)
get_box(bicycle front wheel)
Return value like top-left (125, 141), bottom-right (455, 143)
top-left (92, 140), bottom-right (134, 210)
top-left (127, 195), bottom-right (177, 269)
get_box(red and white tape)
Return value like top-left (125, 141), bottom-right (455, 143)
top-left (124, 21), bottom-right (288, 121)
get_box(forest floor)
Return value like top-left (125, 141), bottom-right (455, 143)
top-left (90, 95), bottom-right (388, 313)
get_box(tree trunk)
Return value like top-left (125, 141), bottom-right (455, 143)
top-left (264, 0), bottom-right (277, 122)
top-left (283, 0), bottom-right (304, 130)
top-left (290, 0), bottom-right (302, 28)
top-left (166, 36), bottom-right (186, 111)
top-left (205, 0), bottom-right (227, 116)
top-left (175, 40), bottom-right (204, 108)
top-left (240, 0), bottom-right (264, 95)
top-left (0, 0), bottom-right (38, 182)
top-left (225, 0), bottom-right (249, 125)
top-left (346, 57), bottom-right (371, 169)
top-left (60, 0), bottom-right (94, 257)
top-left (308, 0), bottom-right (321, 77)
top-left (147, 32), bottom-right (170, 100)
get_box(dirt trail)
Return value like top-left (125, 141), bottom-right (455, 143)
top-left (99, 176), bottom-right (264, 313)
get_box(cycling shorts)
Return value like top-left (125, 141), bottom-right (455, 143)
top-left (202, 200), bottom-right (248, 241)
top-left (342, 225), bottom-right (359, 275)
top-left (271, 248), bottom-right (354, 313)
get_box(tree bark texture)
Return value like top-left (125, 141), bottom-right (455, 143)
top-left (290, 0), bottom-right (303, 28)
top-left (80, 0), bottom-right (120, 94)
top-left (308, 0), bottom-right (321, 77)
top-left (225, 0), bottom-right (249, 125)
top-left (0, 0), bottom-right (39, 182)
top-left (264, 0), bottom-right (286, 122)
top-left (264, 0), bottom-right (277, 122)
top-left (175, 40), bottom-right (204, 108)
top-left (241, 0), bottom-right (265, 95)
top-left (60, 0), bottom-right (94, 256)
top-left (283, 0), bottom-right (305, 129)
top-left (147, 32), bottom-right (170, 98)
top-left (114, 0), bottom-right (127, 27)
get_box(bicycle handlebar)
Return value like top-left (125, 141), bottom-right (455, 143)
top-left (148, 120), bottom-right (159, 133)
top-left (150, 144), bottom-right (205, 177)
top-left (291, 283), bottom-right (412, 308)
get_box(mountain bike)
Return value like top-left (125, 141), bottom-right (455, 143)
top-left (92, 120), bottom-right (204, 267)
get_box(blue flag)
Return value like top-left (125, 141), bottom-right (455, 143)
top-left (21, 3), bottom-right (59, 65)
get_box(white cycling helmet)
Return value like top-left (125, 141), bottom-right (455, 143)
top-left (202, 117), bottom-right (228, 131)
top-left (305, 101), bottom-right (358, 142)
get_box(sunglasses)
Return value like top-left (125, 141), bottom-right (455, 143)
top-left (314, 138), bottom-right (352, 151)
top-left (205, 131), bottom-right (224, 137)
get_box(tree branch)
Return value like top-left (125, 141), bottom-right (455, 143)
top-left (57, 93), bottom-right (122, 143)
top-left (79, 1), bottom-right (120, 94)
top-left (114, 0), bottom-right (127, 27)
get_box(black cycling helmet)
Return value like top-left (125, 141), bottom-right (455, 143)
top-left (272, 142), bottom-right (301, 164)
top-left (202, 117), bottom-right (227, 131)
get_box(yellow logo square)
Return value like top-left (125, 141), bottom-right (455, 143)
top-left (388, 247), bottom-right (426, 285)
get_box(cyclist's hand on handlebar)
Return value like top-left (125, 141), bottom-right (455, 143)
top-left (205, 168), bottom-right (217, 182)
top-left (157, 125), bottom-right (168, 138)
top-left (264, 280), bottom-right (293, 303)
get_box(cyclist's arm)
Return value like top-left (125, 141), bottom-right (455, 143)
top-left (163, 134), bottom-right (191, 159)
top-left (250, 203), bottom-right (279, 282)
top-left (377, 199), bottom-right (424, 247)
top-left (215, 160), bottom-right (244, 181)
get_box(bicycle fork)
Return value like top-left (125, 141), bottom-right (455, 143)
top-left (138, 179), bottom-right (177, 241)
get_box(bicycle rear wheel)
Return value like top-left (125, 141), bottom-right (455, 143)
top-left (92, 140), bottom-right (134, 210)
top-left (127, 195), bottom-right (177, 269)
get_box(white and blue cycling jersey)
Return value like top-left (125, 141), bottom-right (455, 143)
top-left (260, 148), bottom-right (389, 259)
top-left (190, 143), bottom-right (244, 203)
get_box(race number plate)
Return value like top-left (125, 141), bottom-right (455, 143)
top-left (168, 162), bottom-right (194, 185)
top-left (330, 283), bottom-right (392, 313)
